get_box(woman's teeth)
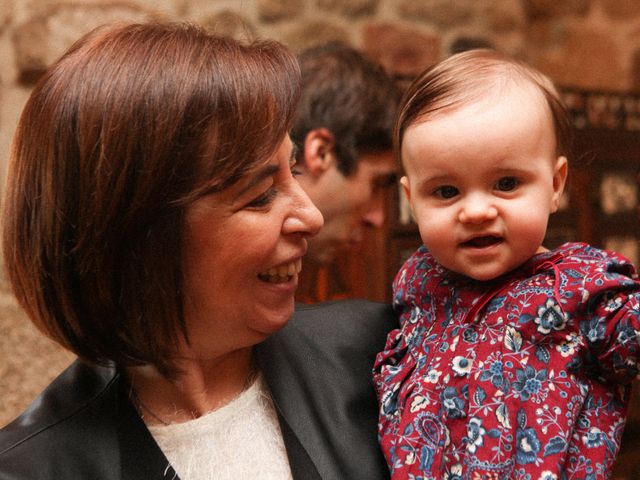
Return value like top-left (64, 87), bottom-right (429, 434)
top-left (258, 259), bottom-right (302, 283)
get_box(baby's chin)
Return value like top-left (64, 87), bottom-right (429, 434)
top-left (448, 263), bottom-right (521, 282)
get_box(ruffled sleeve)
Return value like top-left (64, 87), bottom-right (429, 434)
top-left (552, 244), bottom-right (640, 385)
top-left (373, 247), bottom-right (433, 456)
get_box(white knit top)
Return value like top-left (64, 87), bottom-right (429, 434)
top-left (147, 373), bottom-right (293, 480)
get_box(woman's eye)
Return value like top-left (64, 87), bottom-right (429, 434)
top-left (246, 188), bottom-right (277, 208)
top-left (495, 177), bottom-right (519, 192)
top-left (434, 185), bottom-right (459, 199)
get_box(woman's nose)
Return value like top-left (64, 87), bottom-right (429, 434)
top-left (458, 194), bottom-right (498, 224)
top-left (283, 182), bottom-right (324, 236)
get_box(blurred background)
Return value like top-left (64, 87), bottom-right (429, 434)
top-left (0, 1), bottom-right (639, 477)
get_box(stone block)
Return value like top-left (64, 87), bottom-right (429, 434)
top-left (200, 10), bottom-right (257, 41)
top-left (534, 25), bottom-right (624, 90)
top-left (13, 3), bottom-right (157, 84)
top-left (257, 0), bottom-right (305, 23)
top-left (397, 0), bottom-right (473, 28)
top-left (362, 22), bottom-right (440, 77)
top-left (522, 0), bottom-right (592, 21)
top-left (281, 20), bottom-right (350, 53)
top-left (601, 0), bottom-right (640, 20)
top-left (315, 0), bottom-right (379, 18)
top-left (481, 0), bottom-right (525, 33)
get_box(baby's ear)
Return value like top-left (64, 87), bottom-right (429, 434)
top-left (400, 175), bottom-right (412, 204)
top-left (551, 156), bottom-right (568, 212)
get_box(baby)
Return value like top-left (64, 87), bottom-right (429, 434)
top-left (374, 49), bottom-right (640, 480)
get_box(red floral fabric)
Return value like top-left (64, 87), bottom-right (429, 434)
top-left (374, 243), bottom-right (640, 480)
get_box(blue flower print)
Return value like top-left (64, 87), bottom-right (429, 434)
top-left (419, 445), bottom-right (435, 471)
top-left (443, 464), bottom-right (463, 480)
top-left (440, 387), bottom-right (466, 419)
top-left (535, 299), bottom-right (566, 334)
top-left (479, 359), bottom-right (509, 391)
top-left (538, 471), bottom-right (558, 480)
top-left (616, 324), bottom-right (637, 345)
top-left (581, 318), bottom-right (606, 344)
top-left (452, 356), bottom-right (472, 377)
top-left (414, 411), bottom-right (446, 448)
top-left (601, 291), bottom-right (624, 312)
top-left (513, 365), bottom-right (548, 401)
top-left (462, 327), bottom-right (478, 343)
top-left (466, 417), bottom-right (486, 454)
top-left (582, 427), bottom-right (605, 448)
top-left (555, 333), bottom-right (580, 358)
top-left (576, 416), bottom-right (590, 429)
top-left (516, 424), bottom-right (541, 465)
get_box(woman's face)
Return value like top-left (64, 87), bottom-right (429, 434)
top-left (181, 135), bottom-right (323, 359)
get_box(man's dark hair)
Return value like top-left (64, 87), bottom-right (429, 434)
top-left (291, 42), bottom-right (401, 176)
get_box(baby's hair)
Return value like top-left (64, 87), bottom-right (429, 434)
top-left (395, 49), bottom-right (572, 165)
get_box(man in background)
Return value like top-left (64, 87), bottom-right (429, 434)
top-left (292, 43), bottom-right (401, 302)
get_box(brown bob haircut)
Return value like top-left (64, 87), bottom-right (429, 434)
top-left (395, 49), bottom-right (572, 166)
top-left (2, 22), bottom-right (300, 375)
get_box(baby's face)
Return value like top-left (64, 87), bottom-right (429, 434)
top-left (401, 84), bottom-right (567, 281)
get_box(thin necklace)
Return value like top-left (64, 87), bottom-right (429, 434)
top-left (130, 387), bottom-right (171, 426)
top-left (129, 362), bottom-right (259, 427)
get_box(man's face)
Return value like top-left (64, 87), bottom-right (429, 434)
top-left (305, 151), bottom-right (397, 264)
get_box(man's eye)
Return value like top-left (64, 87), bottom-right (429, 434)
top-left (373, 173), bottom-right (398, 190)
top-left (495, 177), bottom-right (519, 192)
top-left (246, 188), bottom-right (277, 208)
top-left (434, 185), bottom-right (459, 199)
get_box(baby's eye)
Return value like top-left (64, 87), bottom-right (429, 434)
top-left (434, 185), bottom-right (459, 199)
top-left (246, 188), bottom-right (277, 209)
top-left (495, 176), bottom-right (519, 192)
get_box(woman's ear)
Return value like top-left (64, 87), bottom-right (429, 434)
top-left (302, 128), bottom-right (336, 177)
top-left (551, 155), bottom-right (568, 213)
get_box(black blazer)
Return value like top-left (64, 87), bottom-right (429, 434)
top-left (0, 300), bottom-right (396, 480)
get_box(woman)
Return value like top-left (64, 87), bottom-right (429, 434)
top-left (0, 23), bottom-right (394, 479)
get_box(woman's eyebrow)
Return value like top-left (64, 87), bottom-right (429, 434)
top-left (234, 163), bottom-right (280, 199)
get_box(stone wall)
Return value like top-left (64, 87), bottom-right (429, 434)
top-left (2, 0), bottom-right (640, 428)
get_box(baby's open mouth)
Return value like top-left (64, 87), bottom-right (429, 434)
top-left (461, 235), bottom-right (502, 248)
top-left (258, 259), bottom-right (302, 283)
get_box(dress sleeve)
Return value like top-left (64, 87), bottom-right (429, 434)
top-left (573, 250), bottom-right (640, 385)
top-left (372, 248), bottom-right (426, 454)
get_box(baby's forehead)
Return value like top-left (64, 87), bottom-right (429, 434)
top-left (429, 70), bottom-right (548, 116)
top-left (411, 84), bottom-right (550, 141)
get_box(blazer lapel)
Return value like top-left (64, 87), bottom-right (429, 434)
top-left (116, 379), bottom-right (180, 480)
top-left (256, 344), bottom-right (332, 479)
top-left (276, 408), bottom-right (322, 479)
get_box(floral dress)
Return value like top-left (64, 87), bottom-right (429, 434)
top-left (373, 243), bottom-right (640, 480)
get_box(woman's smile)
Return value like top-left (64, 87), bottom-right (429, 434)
top-left (258, 258), bottom-right (303, 283)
